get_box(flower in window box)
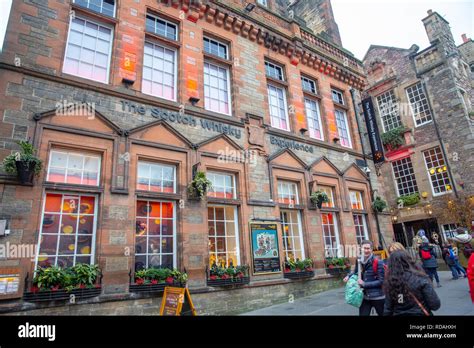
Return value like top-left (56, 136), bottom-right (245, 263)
top-left (209, 275), bottom-right (217, 280)
top-left (165, 276), bottom-right (174, 284)
top-left (237, 272), bottom-right (244, 278)
top-left (328, 264), bottom-right (335, 269)
top-left (51, 285), bottom-right (60, 292)
top-left (221, 274), bottom-right (230, 280)
top-left (31, 285), bottom-right (39, 293)
top-left (151, 279), bottom-right (158, 285)
top-left (78, 283), bottom-right (86, 289)
top-left (135, 278), bottom-right (144, 285)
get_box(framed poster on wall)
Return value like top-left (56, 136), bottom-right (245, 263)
top-left (249, 222), bottom-right (281, 275)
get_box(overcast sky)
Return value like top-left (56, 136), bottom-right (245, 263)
top-left (332, 0), bottom-right (473, 60)
top-left (0, 0), bottom-right (472, 58)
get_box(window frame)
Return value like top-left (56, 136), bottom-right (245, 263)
top-left (301, 76), bottom-right (317, 94)
top-left (322, 212), bottom-right (341, 258)
top-left (73, 0), bottom-right (117, 18)
top-left (207, 204), bottom-right (241, 267)
top-left (46, 150), bottom-right (102, 187)
top-left (136, 160), bottom-right (177, 194)
top-left (203, 61), bottom-right (232, 116)
top-left (267, 83), bottom-right (290, 131)
top-left (142, 40), bottom-right (178, 102)
top-left (265, 61), bottom-right (285, 81)
top-left (62, 15), bottom-right (114, 84)
top-left (277, 181), bottom-right (300, 205)
top-left (349, 190), bottom-right (364, 210)
top-left (391, 157), bottom-right (419, 197)
top-left (406, 82), bottom-right (433, 127)
top-left (331, 88), bottom-right (345, 105)
top-left (203, 36), bottom-right (229, 60)
top-left (422, 146), bottom-right (453, 197)
top-left (304, 97), bottom-right (324, 140)
top-left (376, 89), bottom-right (402, 132)
top-left (280, 209), bottom-right (305, 261)
top-left (353, 214), bottom-right (369, 245)
top-left (335, 109), bottom-right (352, 148)
top-left (135, 199), bottom-right (177, 270)
top-left (207, 171), bottom-right (237, 199)
top-left (318, 186), bottom-right (336, 208)
top-left (145, 12), bottom-right (179, 41)
top-left (35, 191), bottom-right (99, 270)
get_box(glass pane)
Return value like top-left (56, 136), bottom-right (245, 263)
top-left (44, 193), bottom-right (63, 213)
top-left (135, 236), bottom-right (146, 254)
top-left (58, 235), bottom-right (76, 255)
top-left (77, 235), bottom-right (92, 255)
top-left (148, 202), bottom-right (161, 218)
top-left (57, 256), bottom-right (74, 268)
top-left (135, 255), bottom-right (146, 271)
top-left (149, 218), bottom-right (161, 236)
top-left (162, 237), bottom-right (173, 253)
top-left (39, 234), bottom-right (58, 254)
top-left (215, 207), bottom-right (224, 220)
top-left (61, 215), bottom-right (78, 235)
top-left (136, 201), bottom-right (149, 217)
top-left (42, 214), bottom-right (60, 234)
top-left (148, 237), bottom-right (160, 254)
top-left (162, 218), bottom-right (173, 236)
top-left (216, 222), bottom-right (225, 236)
top-left (225, 222), bottom-right (235, 236)
top-left (75, 256), bottom-right (91, 264)
top-left (161, 202), bottom-right (173, 218)
top-left (216, 237), bottom-right (226, 252)
top-left (136, 219), bottom-right (147, 236)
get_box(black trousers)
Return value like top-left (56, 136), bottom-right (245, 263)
top-left (359, 298), bottom-right (385, 316)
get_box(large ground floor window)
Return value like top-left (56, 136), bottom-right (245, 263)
top-left (353, 214), bottom-right (369, 245)
top-left (208, 205), bottom-right (240, 267)
top-left (322, 213), bottom-right (340, 257)
top-left (280, 210), bottom-right (305, 261)
top-left (135, 200), bottom-right (175, 270)
top-left (36, 192), bottom-right (97, 269)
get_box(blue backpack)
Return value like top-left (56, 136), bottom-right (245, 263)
top-left (448, 248), bottom-right (455, 260)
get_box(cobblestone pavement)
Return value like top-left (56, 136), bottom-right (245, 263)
top-left (242, 271), bottom-right (474, 315)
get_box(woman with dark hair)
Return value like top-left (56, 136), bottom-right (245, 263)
top-left (384, 250), bottom-right (441, 316)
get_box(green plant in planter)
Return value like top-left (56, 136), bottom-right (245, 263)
top-left (2, 140), bottom-right (43, 184)
top-left (325, 257), bottom-right (351, 269)
top-left (70, 263), bottom-right (100, 287)
top-left (396, 193), bottom-right (420, 207)
top-left (33, 266), bottom-right (66, 290)
top-left (380, 126), bottom-right (406, 151)
top-left (310, 191), bottom-right (329, 208)
top-left (188, 171), bottom-right (212, 200)
top-left (372, 196), bottom-right (387, 213)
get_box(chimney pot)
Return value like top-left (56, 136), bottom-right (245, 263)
top-left (427, 9), bottom-right (433, 15)
top-left (461, 34), bottom-right (469, 43)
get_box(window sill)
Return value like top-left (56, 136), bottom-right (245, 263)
top-left (266, 76), bottom-right (288, 88)
top-left (135, 191), bottom-right (182, 201)
top-left (145, 31), bottom-right (181, 49)
top-left (303, 90), bottom-right (322, 100)
top-left (71, 4), bottom-right (119, 25)
top-left (207, 197), bottom-right (242, 205)
top-left (203, 52), bottom-right (232, 67)
top-left (333, 101), bottom-right (349, 111)
top-left (278, 203), bottom-right (305, 210)
top-left (43, 182), bottom-right (104, 193)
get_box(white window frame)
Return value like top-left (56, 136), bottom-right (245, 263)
top-left (257, 0), bottom-right (268, 6)
top-left (304, 97), bottom-right (324, 140)
top-left (35, 191), bottom-right (99, 270)
top-left (376, 89), bottom-right (402, 132)
top-left (204, 61), bottom-right (232, 116)
top-left (137, 161), bottom-right (176, 193)
top-left (203, 36), bottom-right (229, 60)
top-left (442, 223), bottom-right (458, 240)
top-left (349, 190), bottom-right (364, 210)
top-left (391, 157), bottom-right (419, 197)
top-left (265, 61), bottom-right (284, 81)
top-left (331, 88), bottom-right (345, 105)
top-left (319, 186), bottom-right (335, 208)
top-left (47, 150), bottom-right (101, 186)
top-left (277, 181), bottom-right (299, 205)
top-left (73, 0), bottom-right (116, 17)
top-left (353, 214), bottom-right (369, 245)
top-left (135, 199), bottom-right (177, 269)
top-left (422, 147), bottom-right (453, 197)
top-left (145, 13), bottom-right (178, 41)
top-left (207, 172), bottom-right (236, 199)
top-left (63, 15), bottom-right (114, 84)
top-left (335, 109), bottom-right (352, 148)
top-left (301, 76), bottom-right (317, 94)
top-left (280, 209), bottom-right (305, 261)
top-left (142, 40), bottom-right (178, 102)
top-left (406, 82), bottom-right (433, 127)
top-left (207, 205), bottom-right (241, 267)
top-left (267, 84), bottom-right (290, 131)
top-left (322, 212), bottom-right (341, 258)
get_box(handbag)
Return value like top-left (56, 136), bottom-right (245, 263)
top-left (409, 291), bottom-right (430, 316)
top-left (345, 274), bottom-right (364, 308)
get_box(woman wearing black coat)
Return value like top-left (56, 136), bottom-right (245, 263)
top-left (384, 250), bottom-right (441, 316)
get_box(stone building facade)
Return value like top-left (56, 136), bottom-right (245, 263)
top-left (362, 10), bottom-right (473, 246)
top-left (0, 0), bottom-right (392, 314)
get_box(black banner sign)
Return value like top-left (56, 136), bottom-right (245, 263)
top-left (361, 97), bottom-right (385, 164)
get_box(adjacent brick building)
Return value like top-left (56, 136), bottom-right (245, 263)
top-left (362, 10), bottom-right (473, 247)
top-left (0, 0), bottom-right (393, 314)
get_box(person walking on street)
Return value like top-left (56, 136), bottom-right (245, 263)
top-left (442, 243), bottom-right (465, 279)
top-left (384, 250), bottom-right (441, 316)
top-left (419, 237), bottom-right (441, 287)
top-left (343, 240), bottom-right (385, 316)
top-left (451, 228), bottom-right (474, 271)
top-left (467, 249), bottom-right (474, 303)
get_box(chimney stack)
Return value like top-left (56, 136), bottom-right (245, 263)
top-left (427, 9), bottom-right (433, 15)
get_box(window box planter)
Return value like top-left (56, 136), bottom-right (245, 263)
top-left (23, 286), bottom-right (102, 302)
top-left (325, 266), bottom-right (350, 276)
top-left (325, 257), bottom-right (351, 276)
top-left (206, 276), bottom-right (250, 287)
top-left (129, 268), bottom-right (188, 293)
top-left (206, 264), bottom-right (250, 287)
top-left (283, 269), bottom-right (314, 280)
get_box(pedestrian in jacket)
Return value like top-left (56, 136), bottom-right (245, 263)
top-left (451, 229), bottom-right (474, 270)
top-left (384, 250), bottom-right (441, 316)
top-left (442, 243), bottom-right (466, 279)
top-left (468, 250), bottom-right (474, 303)
top-left (343, 240), bottom-right (385, 316)
top-left (419, 238), bottom-right (441, 287)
